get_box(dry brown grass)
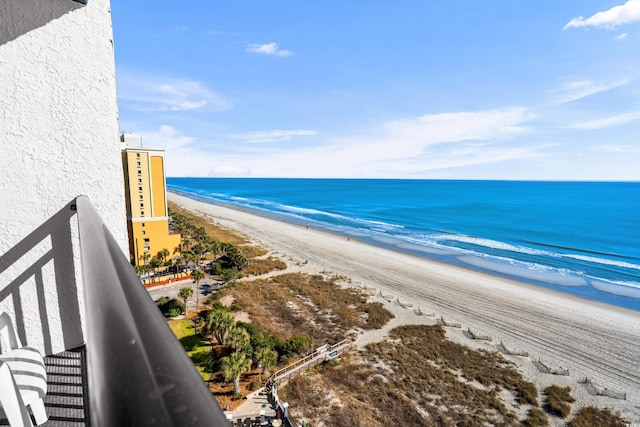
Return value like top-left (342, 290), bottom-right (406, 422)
top-left (168, 201), bottom-right (247, 245)
top-left (216, 273), bottom-right (394, 346)
top-left (239, 245), bottom-right (269, 258)
top-left (570, 406), bottom-right (627, 427)
top-left (281, 325), bottom-right (540, 426)
top-left (242, 257), bottom-right (287, 276)
top-left (543, 385), bottom-right (574, 418)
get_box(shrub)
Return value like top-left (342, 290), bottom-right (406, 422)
top-left (570, 406), bottom-right (626, 427)
top-left (280, 335), bottom-right (312, 357)
top-left (166, 308), bottom-right (182, 318)
top-left (158, 298), bottom-right (185, 317)
top-left (360, 302), bottom-right (395, 329)
top-left (544, 385), bottom-right (573, 418)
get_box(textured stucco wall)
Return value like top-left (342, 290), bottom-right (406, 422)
top-left (0, 0), bottom-right (127, 354)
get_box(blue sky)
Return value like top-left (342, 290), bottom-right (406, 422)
top-left (111, 1), bottom-right (640, 179)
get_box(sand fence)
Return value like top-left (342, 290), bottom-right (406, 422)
top-left (581, 377), bottom-right (627, 400)
top-left (465, 328), bottom-right (492, 341)
top-left (497, 341), bottom-right (529, 357)
top-left (438, 316), bottom-right (462, 328)
top-left (534, 358), bottom-right (570, 376)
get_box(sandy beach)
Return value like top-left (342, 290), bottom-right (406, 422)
top-left (169, 192), bottom-right (640, 422)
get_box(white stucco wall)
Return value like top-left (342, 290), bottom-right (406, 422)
top-left (0, 0), bottom-right (127, 355)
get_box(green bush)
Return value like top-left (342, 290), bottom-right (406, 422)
top-left (280, 335), bottom-right (312, 357)
top-left (158, 298), bottom-right (185, 317)
top-left (166, 308), bottom-right (182, 318)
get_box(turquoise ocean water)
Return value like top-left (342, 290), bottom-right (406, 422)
top-left (167, 178), bottom-right (640, 311)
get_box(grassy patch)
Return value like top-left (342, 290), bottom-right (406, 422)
top-left (239, 245), bottom-right (268, 258)
top-left (543, 385), bottom-right (574, 418)
top-left (168, 320), bottom-right (214, 381)
top-left (218, 273), bottom-right (394, 345)
top-left (570, 406), bottom-right (627, 427)
top-left (243, 257), bottom-right (287, 276)
top-left (281, 325), bottom-right (540, 426)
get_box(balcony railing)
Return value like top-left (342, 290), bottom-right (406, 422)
top-left (1, 196), bottom-right (229, 426)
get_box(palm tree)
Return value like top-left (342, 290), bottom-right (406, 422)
top-left (207, 309), bottom-right (236, 345)
top-left (157, 248), bottom-right (170, 262)
top-left (219, 352), bottom-right (252, 395)
top-left (177, 287), bottom-right (193, 313)
top-left (254, 347), bottom-right (278, 382)
top-left (226, 327), bottom-right (250, 353)
top-left (191, 269), bottom-right (205, 312)
top-left (149, 257), bottom-right (162, 282)
top-left (138, 252), bottom-right (151, 266)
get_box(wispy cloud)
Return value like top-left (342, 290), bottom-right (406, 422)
top-left (245, 42), bottom-right (294, 57)
top-left (140, 125), bottom-right (194, 151)
top-left (117, 71), bottom-right (232, 112)
top-left (598, 144), bottom-right (640, 153)
top-left (564, 0), bottom-right (640, 30)
top-left (615, 32), bottom-right (629, 40)
top-left (551, 78), bottom-right (630, 104)
top-left (382, 108), bottom-right (532, 145)
top-left (570, 111), bottom-right (640, 130)
top-left (229, 129), bottom-right (317, 143)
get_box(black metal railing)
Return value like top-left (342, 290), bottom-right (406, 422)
top-left (75, 196), bottom-right (229, 426)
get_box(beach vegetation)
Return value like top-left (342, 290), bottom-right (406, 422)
top-left (280, 325), bottom-right (541, 426)
top-left (226, 326), bottom-right (251, 354)
top-left (219, 351), bottom-right (252, 395)
top-left (207, 308), bottom-right (236, 345)
top-left (522, 407), bottom-right (549, 426)
top-left (216, 273), bottom-right (394, 346)
top-left (177, 286), bottom-right (193, 310)
top-left (543, 384), bottom-right (574, 418)
top-left (169, 202), bottom-right (247, 245)
top-left (570, 406), bottom-right (627, 427)
top-left (254, 346), bottom-right (278, 380)
top-left (243, 256), bottom-right (287, 276)
top-left (157, 297), bottom-right (185, 317)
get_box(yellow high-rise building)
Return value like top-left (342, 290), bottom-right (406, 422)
top-left (121, 134), bottom-right (181, 266)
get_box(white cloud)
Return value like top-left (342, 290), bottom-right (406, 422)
top-left (598, 144), bottom-right (640, 153)
top-left (564, 0), bottom-right (640, 30)
top-left (551, 78), bottom-right (630, 104)
top-left (140, 125), bottom-right (194, 151)
top-left (382, 108), bottom-right (532, 145)
top-left (570, 111), bottom-right (640, 129)
top-left (229, 129), bottom-right (317, 143)
top-left (245, 42), bottom-right (294, 57)
top-left (117, 71), bottom-right (232, 112)
top-left (615, 32), bottom-right (629, 39)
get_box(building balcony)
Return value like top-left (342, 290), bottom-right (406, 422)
top-left (0, 196), bottom-right (229, 426)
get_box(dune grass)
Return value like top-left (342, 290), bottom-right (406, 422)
top-left (218, 273), bottom-right (394, 345)
top-left (543, 385), bottom-right (574, 418)
top-left (281, 324), bottom-right (541, 426)
top-left (570, 406), bottom-right (627, 427)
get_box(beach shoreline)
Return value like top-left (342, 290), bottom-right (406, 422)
top-left (169, 191), bottom-right (640, 422)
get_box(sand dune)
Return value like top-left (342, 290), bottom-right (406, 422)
top-left (169, 192), bottom-right (640, 422)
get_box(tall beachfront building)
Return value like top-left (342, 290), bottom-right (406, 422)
top-left (121, 134), bottom-right (181, 266)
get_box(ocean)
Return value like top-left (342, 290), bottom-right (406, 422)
top-left (166, 178), bottom-right (640, 311)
